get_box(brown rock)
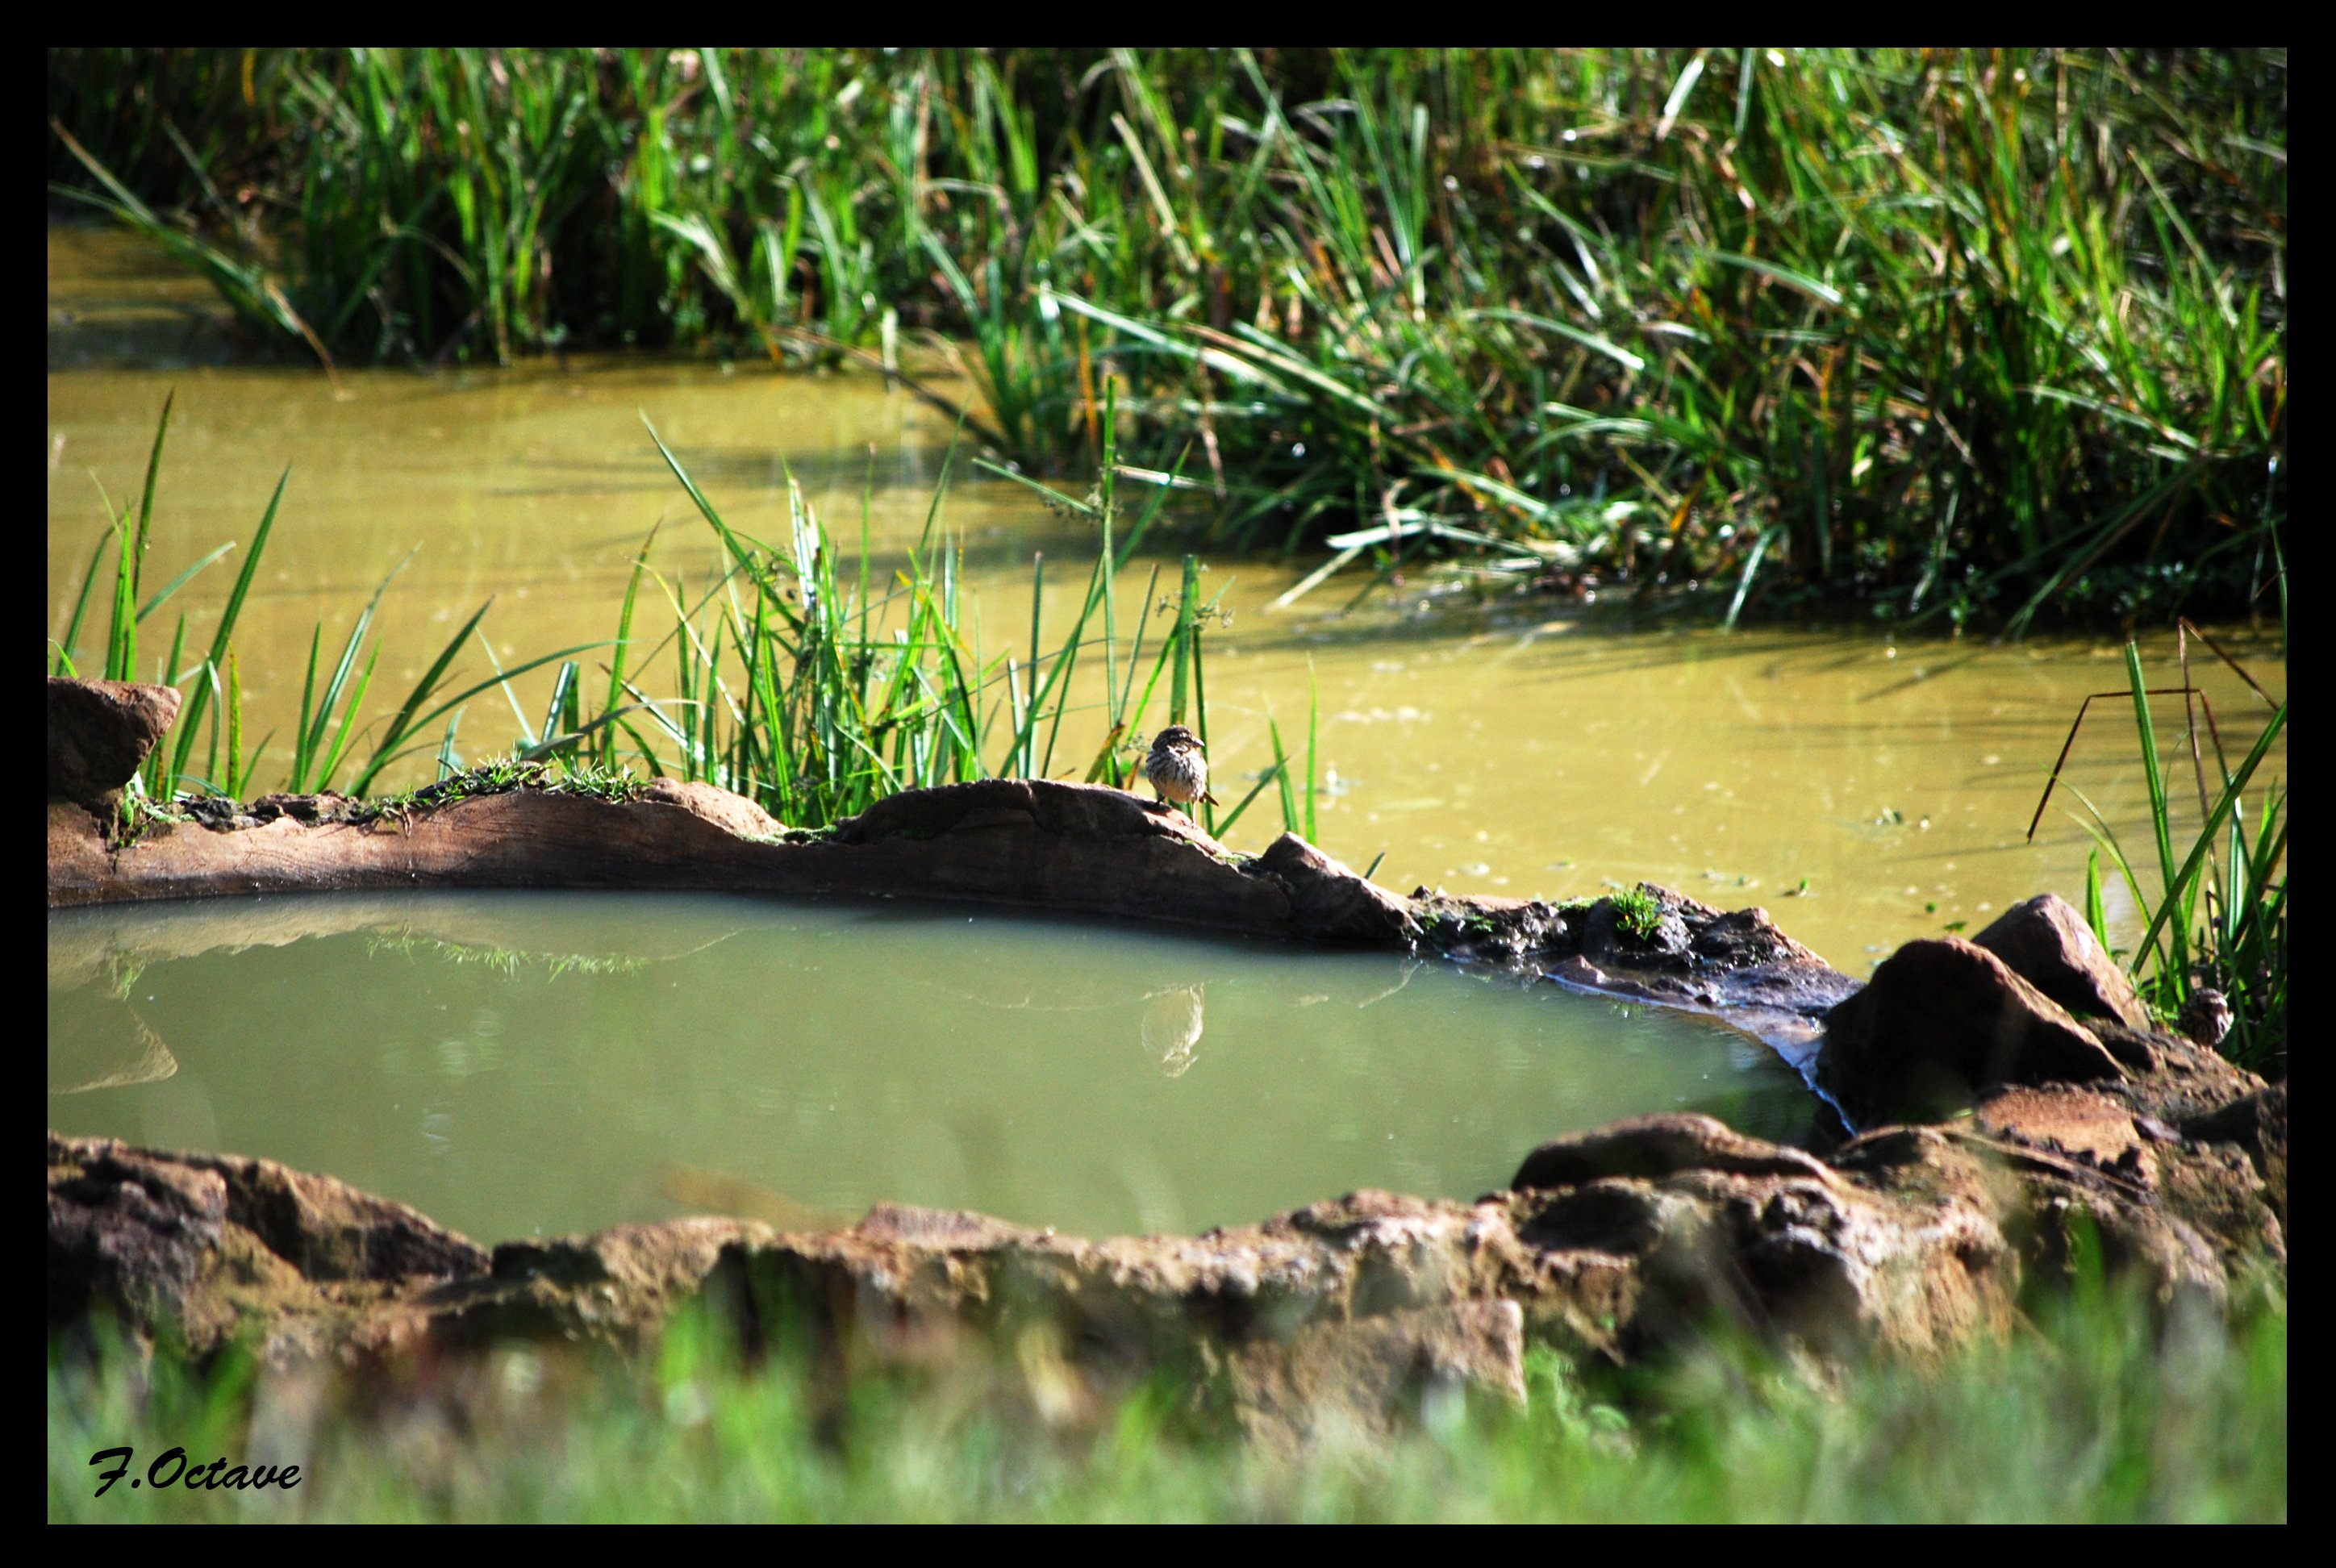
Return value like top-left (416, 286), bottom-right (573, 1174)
top-left (46, 764), bottom-right (1858, 1049)
top-left (48, 1133), bottom-right (488, 1355)
top-left (2181, 1083), bottom-right (2287, 1228)
top-left (644, 778), bottom-right (783, 840)
top-left (48, 678), bottom-right (181, 808)
top-left (46, 799), bottom-right (112, 900)
top-left (1971, 894), bottom-right (2150, 1029)
top-left (49, 1136), bottom-right (231, 1342)
top-left (1256, 832), bottom-right (1420, 945)
top-left (1975, 1086), bottom-right (2148, 1172)
top-left (1223, 1302), bottom-right (1526, 1449)
top-left (1563, 886), bottom-right (1862, 1022)
top-left (194, 1145), bottom-right (488, 1283)
top-left (1817, 937), bottom-right (2126, 1128)
top-left (2081, 1021), bottom-right (2265, 1128)
top-left (432, 1218), bottom-right (777, 1349)
top-left (48, 1111), bottom-right (2285, 1437)
top-left (1512, 1112), bottom-right (1838, 1191)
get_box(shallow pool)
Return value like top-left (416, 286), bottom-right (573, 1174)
top-left (48, 890), bottom-right (1813, 1242)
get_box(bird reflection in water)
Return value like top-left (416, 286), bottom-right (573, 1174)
top-left (1140, 984), bottom-right (1206, 1078)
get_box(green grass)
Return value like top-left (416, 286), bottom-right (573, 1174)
top-left (612, 386), bottom-right (1312, 840)
top-left (50, 392), bottom-right (1336, 853)
top-left (1609, 885), bottom-right (1663, 940)
top-left (47, 1274), bottom-right (2285, 1522)
top-left (52, 399), bottom-right (610, 832)
top-left (2038, 622), bottom-right (2287, 1077)
top-left (50, 48), bottom-right (2286, 629)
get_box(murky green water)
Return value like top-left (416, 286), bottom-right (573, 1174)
top-left (48, 892), bottom-right (1810, 1242)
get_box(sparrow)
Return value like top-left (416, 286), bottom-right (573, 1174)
top-left (1142, 724), bottom-right (1218, 810)
top-left (2178, 987), bottom-right (2233, 1049)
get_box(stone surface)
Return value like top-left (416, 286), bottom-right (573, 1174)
top-left (49, 1136), bottom-right (232, 1345)
top-left (47, 678), bottom-right (180, 813)
top-left (1566, 888), bottom-right (1862, 1049)
top-left (48, 774), bottom-right (1859, 1040)
top-left (1817, 937), bottom-right (2127, 1128)
top-left (643, 778), bottom-right (783, 841)
top-left (48, 1066), bottom-right (2284, 1436)
top-left (48, 1134), bottom-right (489, 1356)
top-left (1971, 894), bottom-right (2151, 1029)
top-left (2079, 1020), bottom-right (2263, 1124)
top-left (1512, 1113), bottom-right (1838, 1191)
top-left (1975, 1086), bottom-right (2150, 1170)
top-left (2180, 1083), bottom-right (2287, 1228)
top-left (47, 801), bottom-right (114, 906)
top-left (1255, 832), bottom-right (1420, 945)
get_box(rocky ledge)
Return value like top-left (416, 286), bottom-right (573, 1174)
top-left (48, 678), bottom-right (1856, 1046)
top-left (50, 1038), bottom-right (2281, 1443)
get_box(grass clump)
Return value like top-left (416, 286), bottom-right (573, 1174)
top-left (339, 757), bottom-right (645, 824)
top-left (2031, 615), bottom-right (2286, 1076)
top-left (1608, 885), bottom-right (1662, 941)
top-left (48, 1275), bottom-right (2284, 1522)
top-left (618, 388), bottom-right (1306, 840)
top-left (49, 393), bottom-right (1335, 852)
top-left (51, 48), bottom-right (2286, 628)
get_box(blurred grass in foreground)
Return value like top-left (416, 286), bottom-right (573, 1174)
top-left (48, 1276), bottom-right (2284, 1522)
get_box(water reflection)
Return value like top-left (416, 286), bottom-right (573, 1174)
top-left (1141, 984), bottom-right (1206, 1078)
top-left (48, 990), bottom-right (177, 1094)
top-left (48, 890), bottom-right (1814, 1242)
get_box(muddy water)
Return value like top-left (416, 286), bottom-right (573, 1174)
top-left (48, 224), bottom-right (2288, 971)
top-left (46, 892), bottom-right (1812, 1242)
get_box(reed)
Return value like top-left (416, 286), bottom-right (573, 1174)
top-left (2032, 615), bottom-right (2287, 1074)
top-left (51, 48), bottom-right (2285, 630)
top-left (52, 390), bottom-right (1316, 856)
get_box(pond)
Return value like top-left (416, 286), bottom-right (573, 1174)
top-left (47, 892), bottom-right (1813, 1242)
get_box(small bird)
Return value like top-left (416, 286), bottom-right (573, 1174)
top-left (1143, 724), bottom-right (1218, 811)
top-left (2179, 987), bottom-right (2233, 1049)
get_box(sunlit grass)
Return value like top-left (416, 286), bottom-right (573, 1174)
top-left (2042, 631), bottom-right (2288, 1075)
top-left (49, 391), bottom-right (1327, 849)
top-left (51, 48), bottom-right (2286, 627)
